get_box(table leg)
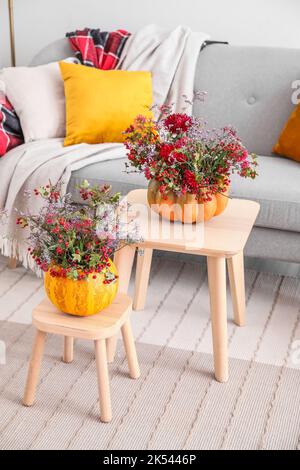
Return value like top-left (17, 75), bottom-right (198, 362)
top-left (133, 248), bottom-right (153, 311)
top-left (114, 244), bottom-right (136, 292)
top-left (94, 339), bottom-right (112, 423)
top-left (227, 251), bottom-right (246, 327)
top-left (63, 336), bottom-right (74, 363)
top-left (23, 330), bottom-right (46, 406)
top-left (207, 256), bottom-right (228, 383)
top-left (106, 245), bottom-right (136, 363)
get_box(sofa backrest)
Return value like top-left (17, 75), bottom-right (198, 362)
top-left (194, 44), bottom-right (300, 156)
top-left (30, 38), bottom-right (73, 66)
top-left (31, 40), bottom-right (300, 157)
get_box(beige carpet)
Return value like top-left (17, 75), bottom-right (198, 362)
top-left (0, 255), bottom-right (300, 449)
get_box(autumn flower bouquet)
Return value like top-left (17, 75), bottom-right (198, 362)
top-left (124, 107), bottom-right (258, 223)
top-left (16, 181), bottom-right (139, 316)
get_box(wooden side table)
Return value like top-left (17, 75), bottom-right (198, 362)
top-left (113, 190), bottom-right (260, 383)
top-left (23, 293), bottom-right (140, 423)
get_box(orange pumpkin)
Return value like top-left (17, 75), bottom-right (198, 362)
top-left (147, 179), bottom-right (229, 223)
top-left (44, 260), bottom-right (118, 316)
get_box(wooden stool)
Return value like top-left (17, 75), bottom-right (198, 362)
top-left (23, 293), bottom-right (140, 423)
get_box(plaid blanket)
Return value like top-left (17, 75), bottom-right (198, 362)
top-left (66, 28), bottom-right (131, 69)
top-left (0, 91), bottom-right (23, 157)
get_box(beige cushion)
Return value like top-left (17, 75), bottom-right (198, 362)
top-left (1, 61), bottom-right (68, 142)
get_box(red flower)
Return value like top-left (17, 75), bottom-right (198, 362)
top-left (159, 184), bottom-right (167, 194)
top-left (125, 124), bottom-right (135, 133)
top-left (40, 262), bottom-right (49, 272)
top-left (183, 170), bottom-right (198, 192)
top-left (16, 217), bottom-right (28, 228)
top-left (56, 246), bottom-right (63, 255)
top-left (174, 151), bottom-right (187, 162)
top-left (159, 144), bottom-right (174, 160)
top-left (164, 113), bottom-right (192, 134)
top-left (144, 167), bottom-right (152, 179)
top-left (50, 191), bottom-right (60, 202)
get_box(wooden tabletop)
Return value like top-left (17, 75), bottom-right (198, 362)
top-left (127, 189), bottom-right (260, 257)
top-left (32, 293), bottom-right (132, 340)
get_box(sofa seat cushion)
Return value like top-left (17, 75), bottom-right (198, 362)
top-left (68, 157), bottom-right (148, 203)
top-left (230, 155), bottom-right (300, 232)
top-left (69, 154), bottom-right (300, 233)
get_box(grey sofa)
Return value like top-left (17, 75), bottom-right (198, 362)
top-left (32, 40), bottom-right (300, 263)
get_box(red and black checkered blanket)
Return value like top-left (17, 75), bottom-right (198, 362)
top-left (0, 92), bottom-right (23, 157)
top-left (66, 28), bottom-right (131, 69)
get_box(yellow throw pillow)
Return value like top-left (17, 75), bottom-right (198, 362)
top-left (59, 61), bottom-right (153, 145)
top-left (273, 104), bottom-right (300, 162)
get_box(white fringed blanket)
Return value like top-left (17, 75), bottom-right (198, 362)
top-left (0, 25), bottom-right (208, 268)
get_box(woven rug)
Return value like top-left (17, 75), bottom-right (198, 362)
top-left (0, 255), bottom-right (300, 450)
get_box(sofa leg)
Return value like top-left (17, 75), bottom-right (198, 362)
top-left (7, 257), bottom-right (18, 269)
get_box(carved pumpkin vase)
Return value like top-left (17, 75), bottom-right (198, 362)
top-left (44, 260), bottom-right (118, 316)
top-left (147, 179), bottom-right (229, 224)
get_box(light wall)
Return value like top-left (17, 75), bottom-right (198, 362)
top-left (1, 0), bottom-right (300, 67)
top-left (0, 0), bottom-right (11, 67)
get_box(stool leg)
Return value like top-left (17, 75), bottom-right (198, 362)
top-left (121, 320), bottom-right (140, 379)
top-left (23, 330), bottom-right (46, 406)
top-left (63, 336), bottom-right (74, 363)
top-left (94, 339), bottom-right (112, 423)
top-left (106, 336), bottom-right (117, 364)
top-left (133, 248), bottom-right (153, 311)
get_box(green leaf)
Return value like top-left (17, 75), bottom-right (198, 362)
top-left (72, 253), bottom-right (81, 262)
top-left (80, 179), bottom-right (90, 189)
